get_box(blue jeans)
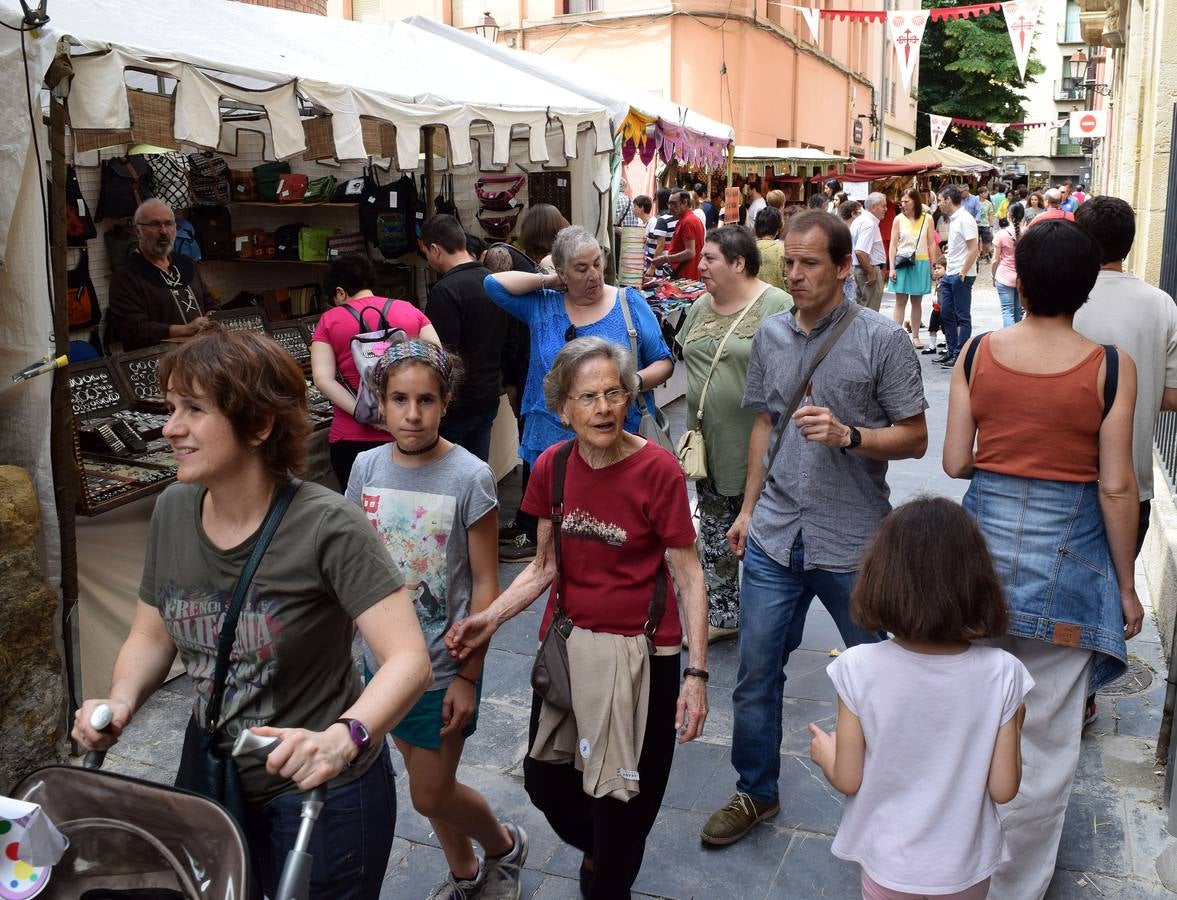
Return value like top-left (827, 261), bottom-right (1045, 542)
top-left (939, 273), bottom-right (975, 359)
top-left (245, 744), bottom-right (397, 899)
top-left (996, 281), bottom-right (1023, 327)
top-left (440, 407), bottom-right (497, 462)
top-left (732, 535), bottom-right (885, 804)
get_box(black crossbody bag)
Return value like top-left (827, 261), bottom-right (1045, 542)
top-left (174, 480), bottom-right (301, 825)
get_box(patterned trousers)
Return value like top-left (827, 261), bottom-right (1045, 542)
top-left (696, 478), bottom-right (743, 629)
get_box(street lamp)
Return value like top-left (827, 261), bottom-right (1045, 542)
top-left (1068, 49), bottom-right (1112, 96)
top-left (474, 12), bottom-right (499, 43)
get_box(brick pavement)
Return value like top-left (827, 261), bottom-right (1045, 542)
top-left (91, 276), bottom-right (1177, 898)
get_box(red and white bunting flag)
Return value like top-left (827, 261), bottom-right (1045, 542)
top-left (1002, 0), bottom-right (1041, 80)
top-left (930, 114), bottom-right (952, 150)
top-left (888, 11), bottom-right (929, 93)
top-left (990, 122), bottom-right (1009, 138)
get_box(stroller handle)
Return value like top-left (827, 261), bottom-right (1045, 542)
top-left (82, 704), bottom-right (113, 770)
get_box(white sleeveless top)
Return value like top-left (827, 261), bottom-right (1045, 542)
top-left (896, 212), bottom-right (931, 259)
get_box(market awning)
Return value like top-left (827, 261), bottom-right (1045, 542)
top-left (899, 146), bottom-right (999, 175)
top-left (402, 15), bottom-right (735, 171)
top-left (810, 160), bottom-right (943, 182)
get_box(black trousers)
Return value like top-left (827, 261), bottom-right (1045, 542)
top-left (328, 439), bottom-right (387, 493)
top-left (523, 654), bottom-right (680, 899)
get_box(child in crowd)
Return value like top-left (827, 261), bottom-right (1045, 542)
top-left (922, 261), bottom-right (946, 354)
top-left (809, 497), bottom-right (1033, 899)
top-left (347, 340), bottom-right (527, 900)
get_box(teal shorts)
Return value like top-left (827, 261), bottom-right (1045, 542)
top-left (366, 660), bottom-right (482, 750)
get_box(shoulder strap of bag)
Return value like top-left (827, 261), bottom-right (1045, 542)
top-left (1102, 344), bottom-right (1118, 420)
top-left (204, 479), bottom-right (301, 736)
top-left (695, 297), bottom-right (759, 426)
top-left (618, 287), bottom-right (657, 418)
top-left (962, 331), bottom-right (992, 382)
top-left (550, 441), bottom-right (576, 620)
top-left (345, 298), bottom-right (394, 334)
top-left (763, 304), bottom-right (861, 477)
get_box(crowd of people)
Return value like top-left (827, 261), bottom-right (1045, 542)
top-left (72, 175), bottom-right (1175, 900)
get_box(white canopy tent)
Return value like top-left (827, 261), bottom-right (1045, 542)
top-left (402, 15), bottom-right (735, 144)
top-left (0, 0), bottom-right (617, 604)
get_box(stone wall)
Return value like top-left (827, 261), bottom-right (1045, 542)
top-left (0, 466), bottom-right (66, 791)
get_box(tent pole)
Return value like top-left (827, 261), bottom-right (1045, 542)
top-left (48, 92), bottom-right (81, 719)
top-left (423, 126), bottom-right (437, 220)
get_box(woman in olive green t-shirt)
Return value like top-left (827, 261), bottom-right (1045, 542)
top-left (685, 228), bottom-right (792, 642)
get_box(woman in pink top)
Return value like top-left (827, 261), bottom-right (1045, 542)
top-left (992, 202), bottom-right (1026, 326)
top-left (311, 255), bottom-right (440, 489)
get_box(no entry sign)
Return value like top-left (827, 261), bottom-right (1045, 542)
top-left (1069, 109), bottom-right (1108, 139)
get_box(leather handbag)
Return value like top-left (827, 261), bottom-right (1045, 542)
top-left (174, 480), bottom-right (300, 827)
top-left (229, 170), bottom-right (256, 202)
top-left (95, 155), bottom-right (154, 222)
top-left (475, 173), bottom-right (526, 210)
top-left (893, 214), bottom-right (928, 270)
top-left (476, 205), bottom-right (522, 240)
top-left (676, 299), bottom-right (758, 480)
top-left (618, 288), bottom-right (674, 453)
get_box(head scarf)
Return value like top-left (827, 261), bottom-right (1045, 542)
top-left (371, 339), bottom-right (453, 394)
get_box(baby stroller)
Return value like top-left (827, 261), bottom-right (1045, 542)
top-left (8, 764), bottom-right (249, 899)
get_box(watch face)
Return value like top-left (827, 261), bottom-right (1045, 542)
top-left (346, 719), bottom-right (371, 748)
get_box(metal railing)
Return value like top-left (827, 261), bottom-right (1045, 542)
top-left (1055, 80), bottom-right (1086, 101)
top-left (1054, 139), bottom-right (1085, 157)
top-left (1157, 413), bottom-right (1177, 492)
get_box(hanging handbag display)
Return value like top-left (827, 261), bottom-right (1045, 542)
top-left (618, 288), bottom-right (674, 453)
top-left (67, 249), bottom-right (101, 329)
top-left (476, 205), bottom-right (522, 241)
top-left (188, 151), bottom-right (232, 206)
top-left (65, 165), bottom-right (97, 246)
top-left (104, 223), bottom-right (138, 270)
top-left (145, 151), bottom-right (195, 212)
top-left (95, 155), bottom-right (154, 222)
top-left (675, 299), bottom-right (758, 480)
top-left (345, 299), bottom-right (407, 425)
top-left (475, 173), bottom-right (526, 211)
top-left (359, 168), bottom-right (418, 258)
top-left (174, 480), bottom-right (301, 828)
top-left (331, 176), bottom-right (365, 203)
top-left (189, 206), bottom-right (233, 260)
top-left (530, 441), bottom-right (669, 710)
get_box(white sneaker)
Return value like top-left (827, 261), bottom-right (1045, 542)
top-left (480, 822), bottom-right (528, 900)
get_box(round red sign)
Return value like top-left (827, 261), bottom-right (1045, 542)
top-left (1079, 114), bottom-right (1098, 133)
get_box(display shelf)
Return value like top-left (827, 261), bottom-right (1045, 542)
top-left (229, 201), bottom-right (360, 208)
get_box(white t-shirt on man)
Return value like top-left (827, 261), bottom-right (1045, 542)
top-left (747, 197), bottom-right (766, 229)
top-left (945, 207), bottom-right (979, 276)
top-left (1073, 269), bottom-right (1177, 500)
top-left (827, 641), bottom-right (1034, 895)
top-left (851, 210), bottom-right (885, 267)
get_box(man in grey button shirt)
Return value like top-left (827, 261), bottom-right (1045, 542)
top-left (701, 210), bottom-right (929, 847)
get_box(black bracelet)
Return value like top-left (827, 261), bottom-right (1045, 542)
top-left (683, 667), bottom-right (710, 682)
top-left (456, 672), bottom-right (479, 687)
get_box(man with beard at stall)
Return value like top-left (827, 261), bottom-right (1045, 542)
top-left (107, 199), bottom-right (217, 351)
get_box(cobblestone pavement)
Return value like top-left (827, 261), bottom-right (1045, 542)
top-left (88, 274), bottom-right (1177, 898)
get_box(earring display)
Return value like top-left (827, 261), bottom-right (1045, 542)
top-left (214, 309), bottom-right (266, 334)
top-left (267, 325), bottom-right (311, 365)
top-left (119, 356), bottom-right (164, 402)
top-left (69, 368), bottom-right (125, 418)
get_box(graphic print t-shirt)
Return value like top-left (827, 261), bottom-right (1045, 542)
top-left (140, 482), bottom-right (403, 804)
top-left (522, 441), bottom-right (697, 647)
top-left (347, 444), bottom-right (497, 688)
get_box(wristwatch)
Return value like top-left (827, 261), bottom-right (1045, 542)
top-left (841, 425), bottom-right (862, 455)
top-left (334, 718), bottom-right (371, 754)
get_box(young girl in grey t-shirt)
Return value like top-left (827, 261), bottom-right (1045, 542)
top-left (346, 340), bottom-right (528, 897)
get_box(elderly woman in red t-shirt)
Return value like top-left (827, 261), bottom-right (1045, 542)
top-left (446, 336), bottom-right (708, 898)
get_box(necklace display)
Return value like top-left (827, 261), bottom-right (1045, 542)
top-left (396, 436), bottom-right (441, 457)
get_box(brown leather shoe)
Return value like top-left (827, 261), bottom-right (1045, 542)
top-left (701, 792), bottom-right (780, 846)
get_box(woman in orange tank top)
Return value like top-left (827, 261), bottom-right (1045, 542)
top-left (942, 220), bottom-right (1141, 900)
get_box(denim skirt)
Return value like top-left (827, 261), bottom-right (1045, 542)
top-left (963, 468), bottom-right (1128, 691)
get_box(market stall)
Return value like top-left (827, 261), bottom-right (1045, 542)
top-left (733, 146), bottom-right (852, 204)
top-left (0, 0), bottom-right (616, 700)
top-left (899, 145), bottom-right (1000, 177)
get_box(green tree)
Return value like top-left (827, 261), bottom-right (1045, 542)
top-left (915, 0), bottom-right (1045, 157)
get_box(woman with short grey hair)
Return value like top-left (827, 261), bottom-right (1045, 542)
top-left (447, 336), bottom-right (708, 898)
top-left (484, 227), bottom-right (675, 563)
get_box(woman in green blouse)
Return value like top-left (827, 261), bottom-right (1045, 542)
top-left (683, 227), bottom-right (792, 643)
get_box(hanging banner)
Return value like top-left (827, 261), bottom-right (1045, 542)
top-left (887, 11), bottom-right (929, 94)
top-left (1070, 109), bottom-right (1107, 139)
top-left (930, 114), bottom-right (952, 150)
top-left (1001, 0), bottom-right (1041, 80)
top-left (928, 2), bottom-right (1003, 21)
top-left (990, 122), bottom-right (1008, 138)
top-left (819, 8), bottom-right (887, 22)
top-left (798, 5), bottom-right (821, 43)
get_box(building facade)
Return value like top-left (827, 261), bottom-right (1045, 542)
top-left (334, 0), bottom-right (918, 160)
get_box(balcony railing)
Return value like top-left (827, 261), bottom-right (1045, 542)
top-left (1055, 80), bottom-right (1087, 101)
top-left (1054, 139), bottom-right (1085, 157)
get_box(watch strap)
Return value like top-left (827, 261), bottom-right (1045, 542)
top-left (683, 666), bottom-right (710, 682)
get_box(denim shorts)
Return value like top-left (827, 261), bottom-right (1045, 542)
top-left (964, 468), bottom-right (1128, 691)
